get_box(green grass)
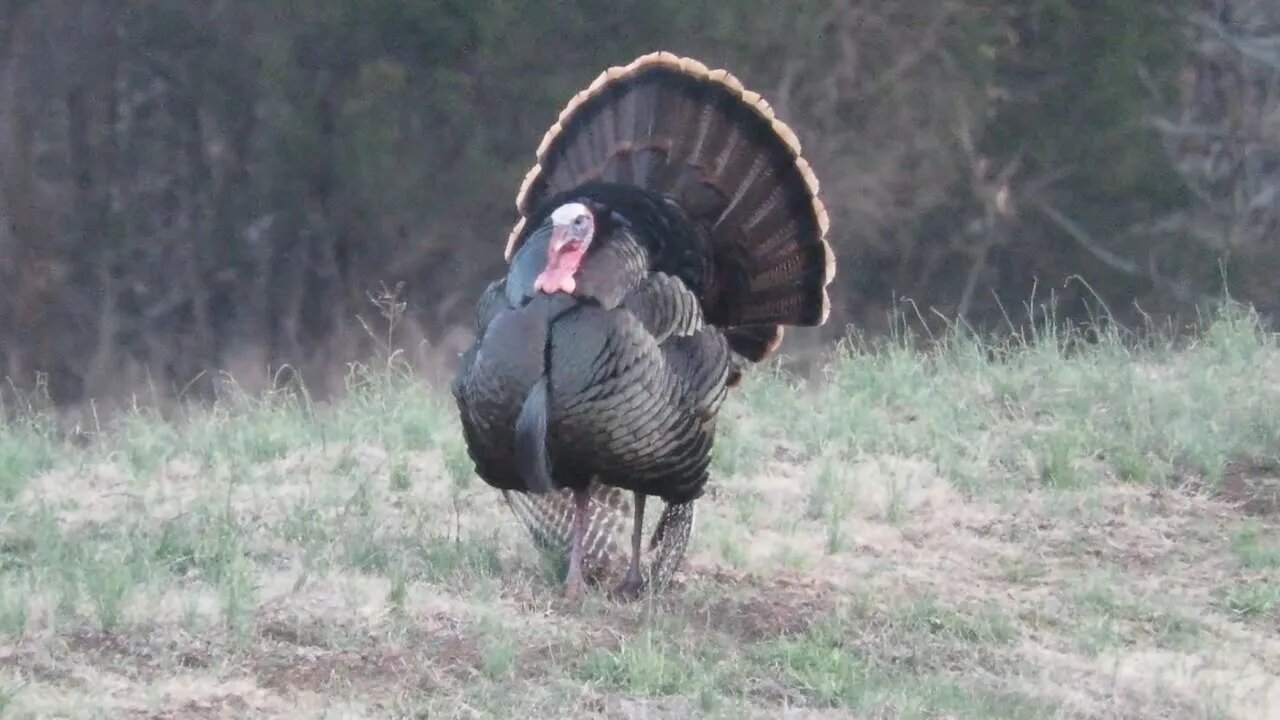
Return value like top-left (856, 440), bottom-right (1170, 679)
top-left (1232, 524), bottom-right (1280, 570)
top-left (0, 417), bottom-right (59, 500)
top-left (1222, 580), bottom-right (1280, 621)
top-left (0, 303), bottom-right (1276, 718)
top-left (1064, 578), bottom-right (1208, 654)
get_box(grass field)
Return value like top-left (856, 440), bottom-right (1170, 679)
top-left (0, 305), bottom-right (1278, 719)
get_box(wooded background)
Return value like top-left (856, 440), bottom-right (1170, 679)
top-left (1, 0), bottom-right (1277, 408)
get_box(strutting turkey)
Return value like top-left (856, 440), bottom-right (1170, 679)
top-left (452, 52), bottom-right (834, 601)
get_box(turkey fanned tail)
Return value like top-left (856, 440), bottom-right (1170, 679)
top-left (506, 51), bottom-right (834, 364)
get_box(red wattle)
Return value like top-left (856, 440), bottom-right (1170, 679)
top-left (535, 248), bottom-right (583, 294)
top-left (534, 267), bottom-right (577, 294)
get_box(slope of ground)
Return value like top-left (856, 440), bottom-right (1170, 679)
top-left (0, 307), bottom-right (1277, 719)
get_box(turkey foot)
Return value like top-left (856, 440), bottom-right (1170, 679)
top-left (563, 488), bottom-right (590, 603)
top-left (610, 493), bottom-right (647, 602)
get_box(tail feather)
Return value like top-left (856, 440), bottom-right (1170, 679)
top-left (505, 52), bottom-right (834, 362)
top-left (722, 325), bottom-right (783, 370)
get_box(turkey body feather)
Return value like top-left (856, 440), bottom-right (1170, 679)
top-left (454, 266), bottom-right (728, 504)
top-left (452, 51), bottom-right (834, 600)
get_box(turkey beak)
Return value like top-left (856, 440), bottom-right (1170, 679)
top-left (550, 225), bottom-right (582, 254)
top-left (549, 225), bottom-right (570, 252)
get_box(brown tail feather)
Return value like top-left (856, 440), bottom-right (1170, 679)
top-left (505, 52), bottom-right (834, 362)
top-left (723, 325), bottom-right (784, 364)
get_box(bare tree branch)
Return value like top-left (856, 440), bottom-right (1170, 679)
top-left (1032, 198), bottom-right (1220, 308)
top-left (1190, 12), bottom-right (1280, 70)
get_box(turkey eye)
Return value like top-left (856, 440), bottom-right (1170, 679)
top-left (572, 215), bottom-right (587, 230)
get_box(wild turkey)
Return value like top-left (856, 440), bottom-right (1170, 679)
top-left (452, 52), bottom-right (833, 601)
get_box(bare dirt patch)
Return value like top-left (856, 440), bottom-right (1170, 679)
top-left (1218, 458), bottom-right (1280, 516)
top-left (682, 568), bottom-right (837, 642)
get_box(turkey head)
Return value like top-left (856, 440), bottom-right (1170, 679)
top-left (533, 202), bottom-right (596, 295)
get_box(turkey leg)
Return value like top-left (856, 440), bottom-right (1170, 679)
top-left (611, 493), bottom-right (647, 601)
top-left (563, 488), bottom-right (590, 602)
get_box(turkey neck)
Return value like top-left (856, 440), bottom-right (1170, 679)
top-left (569, 232), bottom-right (648, 307)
